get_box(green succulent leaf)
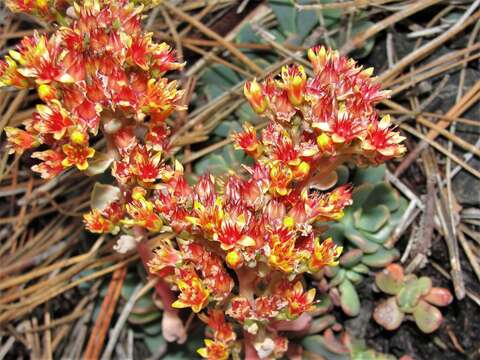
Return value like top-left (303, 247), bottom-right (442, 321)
top-left (307, 315), bottom-right (337, 334)
top-left (339, 249), bottom-right (363, 268)
top-left (397, 276), bottom-right (432, 312)
top-left (354, 204), bottom-right (390, 233)
top-left (346, 270), bottom-right (364, 284)
top-left (339, 279), bottom-right (361, 316)
top-left (353, 165), bottom-right (385, 185)
top-left (144, 333), bottom-right (167, 357)
top-left (128, 311), bottom-right (162, 325)
top-left (329, 268), bottom-right (346, 287)
top-left (302, 335), bottom-right (350, 360)
top-left (363, 183), bottom-right (400, 211)
top-left (413, 300), bottom-right (443, 333)
top-left (351, 263), bottom-right (370, 274)
top-left (350, 183), bottom-right (374, 209)
top-left (194, 154), bottom-right (229, 176)
top-left (344, 228), bottom-right (380, 253)
top-left (362, 247), bottom-right (399, 268)
top-left (375, 264), bottom-right (404, 295)
top-left (363, 223), bottom-right (394, 244)
top-left (373, 296), bottom-right (404, 331)
top-left (213, 120), bottom-right (243, 138)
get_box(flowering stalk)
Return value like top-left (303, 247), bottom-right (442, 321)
top-left (2, 1), bottom-right (406, 358)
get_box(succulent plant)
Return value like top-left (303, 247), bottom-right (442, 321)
top-left (325, 165), bottom-right (408, 259)
top-left (317, 249), bottom-right (369, 317)
top-left (317, 166), bottom-right (407, 317)
top-left (302, 329), bottom-right (396, 360)
top-left (373, 264), bottom-right (453, 333)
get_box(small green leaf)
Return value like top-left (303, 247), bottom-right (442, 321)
top-left (363, 183), bottom-right (400, 211)
top-left (350, 263), bottom-right (369, 274)
top-left (235, 24), bottom-right (262, 43)
top-left (307, 315), bottom-right (336, 334)
top-left (355, 205), bottom-right (390, 233)
top-left (362, 248), bottom-right (399, 268)
top-left (339, 279), bottom-right (360, 316)
top-left (373, 296), bottom-right (404, 331)
top-left (302, 335), bottom-right (350, 360)
top-left (353, 165), bottom-right (385, 185)
top-left (340, 249), bottom-right (363, 268)
top-left (213, 120), bottom-right (243, 138)
top-left (397, 276), bottom-right (432, 312)
top-left (413, 300), bottom-right (443, 333)
top-left (350, 183), bottom-right (374, 209)
top-left (375, 264), bottom-right (404, 295)
top-left (346, 270), bottom-right (364, 284)
top-left (194, 154), bottom-right (229, 176)
top-left (269, 0), bottom-right (296, 35)
top-left (344, 228), bottom-right (380, 253)
top-left (144, 333), bottom-right (167, 357)
top-left (329, 268), bottom-right (346, 287)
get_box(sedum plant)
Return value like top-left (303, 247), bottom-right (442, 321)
top-left (318, 165), bottom-right (407, 317)
top-left (302, 329), bottom-right (396, 360)
top-left (373, 263), bottom-right (453, 334)
top-left (0, 1), bottom-right (422, 358)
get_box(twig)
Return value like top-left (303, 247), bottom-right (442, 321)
top-left (100, 283), bottom-right (144, 360)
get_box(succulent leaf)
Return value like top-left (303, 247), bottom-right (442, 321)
top-left (355, 205), bottom-right (390, 233)
top-left (362, 248), bottom-right (399, 268)
top-left (344, 228), bottom-right (380, 253)
top-left (350, 183), bottom-right (374, 209)
top-left (375, 264), bottom-right (404, 295)
top-left (397, 277), bottom-right (432, 312)
top-left (339, 279), bottom-right (360, 316)
top-left (353, 165), bottom-right (385, 185)
top-left (339, 249), bottom-right (363, 268)
top-left (373, 296), bottom-right (404, 331)
top-left (424, 287), bottom-right (453, 307)
top-left (346, 270), bottom-right (364, 284)
top-left (363, 183), bottom-right (400, 211)
top-left (413, 300), bottom-right (443, 333)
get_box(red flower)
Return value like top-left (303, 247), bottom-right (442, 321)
top-left (4, 127), bottom-right (39, 154)
top-left (31, 149), bottom-right (65, 179)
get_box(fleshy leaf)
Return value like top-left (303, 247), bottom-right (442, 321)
top-left (353, 165), bottom-right (385, 185)
top-left (340, 249), bottom-right (363, 268)
top-left (375, 264), bottom-right (404, 295)
top-left (84, 151), bottom-right (114, 176)
top-left (344, 228), bottom-right (380, 253)
top-left (355, 205), bottom-right (390, 233)
top-left (363, 183), bottom-right (400, 211)
top-left (397, 276), bottom-right (432, 312)
top-left (362, 248), bottom-right (399, 268)
top-left (339, 279), bottom-right (360, 316)
top-left (302, 335), bottom-right (349, 360)
top-left (90, 182), bottom-right (121, 211)
top-left (413, 300), bottom-right (443, 333)
top-left (373, 296), bottom-right (404, 330)
top-left (424, 287), bottom-right (453, 307)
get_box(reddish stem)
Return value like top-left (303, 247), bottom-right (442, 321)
top-left (244, 331), bottom-right (260, 360)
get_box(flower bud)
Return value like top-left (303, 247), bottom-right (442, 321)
top-left (244, 80), bottom-right (267, 114)
top-left (226, 250), bottom-right (243, 269)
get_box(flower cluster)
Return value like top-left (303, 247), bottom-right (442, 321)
top-left (1, 0), bottom-right (183, 179)
top-left (242, 46), bottom-right (406, 166)
top-left (1, 0), bottom-right (407, 355)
